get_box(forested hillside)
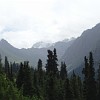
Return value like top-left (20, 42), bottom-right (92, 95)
top-left (0, 49), bottom-right (100, 100)
top-left (62, 23), bottom-right (100, 72)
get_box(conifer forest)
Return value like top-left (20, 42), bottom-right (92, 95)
top-left (0, 48), bottom-right (100, 100)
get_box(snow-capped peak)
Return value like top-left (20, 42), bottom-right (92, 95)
top-left (32, 41), bottom-right (54, 48)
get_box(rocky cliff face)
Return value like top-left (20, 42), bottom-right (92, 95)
top-left (62, 23), bottom-right (100, 72)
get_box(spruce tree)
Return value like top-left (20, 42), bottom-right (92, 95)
top-left (37, 59), bottom-right (44, 87)
top-left (97, 64), bottom-right (100, 100)
top-left (38, 59), bottom-right (42, 71)
top-left (46, 50), bottom-right (53, 74)
top-left (5, 56), bottom-right (10, 79)
top-left (64, 78), bottom-right (73, 100)
top-left (70, 71), bottom-right (81, 100)
top-left (60, 62), bottom-right (67, 80)
top-left (82, 52), bottom-right (97, 100)
top-left (0, 54), bottom-right (2, 73)
top-left (53, 48), bottom-right (58, 75)
top-left (82, 56), bottom-right (88, 100)
top-left (87, 52), bottom-right (96, 100)
top-left (23, 61), bottom-right (33, 97)
top-left (33, 69), bottom-right (40, 97)
top-left (45, 72), bottom-right (56, 100)
top-left (46, 49), bottom-right (58, 75)
top-left (16, 62), bottom-right (24, 89)
top-left (9, 62), bottom-right (13, 81)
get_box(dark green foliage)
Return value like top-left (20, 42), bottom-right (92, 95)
top-left (0, 54), bottom-right (2, 73)
top-left (23, 61), bottom-right (33, 97)
top-left (1, 50), bottom-right (100, 100)
top-left (0, 73), bottom-right (39, 100)
top-left (64, 78), bottom-right (73, 100)
top-left (16, 62), bottom-right (24, 89)
top-left (82, 52), bottom-right (97, 100)
top-left (45, 72), bottom-right (56, 100)
top-left (5, 56), bottom-right (10, 76)
top-left (53, 48), bottom-right (58, 74)
top-left (38, 59), bottom-right (42, 71)
top-left (12, 62), bottom-right (20, 73)
top-left (46, 50), bottom-right (53, 73)
top-left (60, 62), bottom-right (67, 80)
top-left (16, 61), bottom-right (33, 97)
top-left (70, 71), bottom-right (82, 100)
top-left (46, 48), bottom-right (58, 75)
top-left (82, 56), bottom-right (88, 100)
top-left (97, 64), bottom-right (100, 100)
top-left (37, 59), bottom-right (44, 86)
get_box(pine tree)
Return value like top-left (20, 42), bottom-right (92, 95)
top-left (70, 71), bottom-right (81, 100)
top-left (97, 64), bottom-right (100, 100)
top-left (33, 69), bottom-right (40, 97)
top-left (53, 48), bottom-right (58, 75)
top-left (45, 72), bottom-right (56, 100)
top-left (37, 59), bottom-right (44, 87)
top-left (60, 62), bottom-right (67, 80)
top-left (9, 62), bottom-right (13, 81)
top-left (64, 78), bottom-right (73, 100)
top-left (22, 61), bottom-right (33, 97)
top-left (5, 56), bottom-right (10, 78)
top-left (38, 59), bottom-right (42, 71)
top-left (82, 56), bottom-right (88, 100)
top-left (16, 62), bottom-right (24, 89)
top-left (0, 54), bottom-right (2, 73)
top-left (46, 49), bottom-right (58, 75)
top-left (82, 52), bottom-right (97, 100)
top-left (46, 50), bottom-right (53, 74)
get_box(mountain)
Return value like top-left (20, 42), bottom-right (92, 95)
top-left (0, 38), bottom-right (75, 67)
top-left (62, 23), bottom-right (100, 73)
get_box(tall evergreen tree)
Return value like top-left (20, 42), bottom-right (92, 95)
top-left (22, 61), bottom-right (33, 97)
top-left (60, 62), bottom-right (67, 80)
top-left (9, 62), bottom-right (13, 81)
top-left (16, 62), bottom-right (24, 89)
top-left (46, 50), bottom-right (53, 74)
top-left (53, 48), bottom-right (58, 74)
top-left (46, 48), bottom-right (58, 75)
top-left (33, 69), bottom-right (40, 97)
top-left (82, 52), bottom-right (97, 100)
top-left (0, 54), bottom-right (2, 73)
top-left (16, 61), bottom-right (33, 97)
top-left (82, 56), bottom-right (88, 100)
top-left (70, 71), bottom-right (81, 100)
top-left (64, 78), bottom-right (73, 100)
top-left (37, 59), bottom-right (44, 87)
top-left (45, 72), bottom-right (56, 100)
top-left (38, 59), bottom-right (42, 71)
top-left (5, 56), bottom-right (10, 78)
top-left (97, 64), bottom-right (100, 100)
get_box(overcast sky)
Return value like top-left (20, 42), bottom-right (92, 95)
top-left (0, 0), bottom-right (100, 48)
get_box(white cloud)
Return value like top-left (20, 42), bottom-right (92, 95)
top-left (0, 0), bottom-right (100, 48)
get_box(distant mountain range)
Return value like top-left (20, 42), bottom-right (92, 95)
top-left (1, 23), bottom-right (100, 73)
top-left (62, 23), bottom-right (100, 73)
top-left (0, 38), bottom-right (75, 68)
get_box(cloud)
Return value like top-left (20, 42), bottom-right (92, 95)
top-left (0, 0), bottom-right (100, 48)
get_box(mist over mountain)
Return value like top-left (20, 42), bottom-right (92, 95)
top-left (32, 42), bottom-right (53, 48)
top-left (0, 38), bottom-right (75, 67)
top-left (1, 23), bottom-right (100, 72)
top-left (62, 23), bottom-right (100, 73)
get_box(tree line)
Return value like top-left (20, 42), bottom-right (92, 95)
top-left (0, 48), bottom-right (100, 100)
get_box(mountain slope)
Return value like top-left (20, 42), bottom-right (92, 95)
top-left (62, 23), bottom-right (100, 72)
top-left (0, 38), bottom-right (75, 67)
